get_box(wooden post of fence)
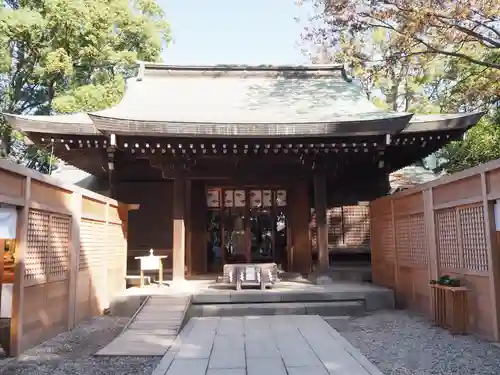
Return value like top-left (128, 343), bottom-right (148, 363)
top-left (104, 203), bottom-right (110, 309)
top-left (480, 172), bottom-right (500, 340)
top-left (67, 193), bottom-right (82, 329)
top-left (424, 188), bottom-right (439, 280)
top-left (390, 200), bottom-right (399, 297)
top-left (10, 177), bottom-right (30, 356)
top-left (423, 188), bottom-right (439, 317)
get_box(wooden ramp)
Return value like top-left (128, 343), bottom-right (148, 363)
top-left (96, 294), bottom-right (191, 356)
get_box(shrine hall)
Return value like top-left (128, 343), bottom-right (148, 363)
top-left (3, 62), bottom-right (484, 280)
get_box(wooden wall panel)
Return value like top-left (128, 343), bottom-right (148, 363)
top-left (0, 169), bottom-right (24, 198)
top-left (433, 175), bottom-right (482, 206)
top-left (82, 197), bottom-right (106, 221)
top-left (486, 169), bottom-right (500, 197)
top-left (30, 180), bottom-right (71, 212)
top-left (393, 193), bottom-right (424, 215)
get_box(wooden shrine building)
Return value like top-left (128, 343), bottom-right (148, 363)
top-left (4, 62), bottom-right (484, 280)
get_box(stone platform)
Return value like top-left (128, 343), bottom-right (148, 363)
top-left (110, 281), bottom-right (394, 320)
top-left (151, 315), bottom-right (384, 375)
top-left (188, 281), bottom-right (394, 318)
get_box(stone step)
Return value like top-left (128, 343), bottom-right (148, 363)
top-left (190, 300), bottom-right (365, 318)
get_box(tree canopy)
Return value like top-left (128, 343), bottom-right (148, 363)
top-left (301, 0), bottom-right (500, 172)
top-left (0, 0), bottom-right (171, 170)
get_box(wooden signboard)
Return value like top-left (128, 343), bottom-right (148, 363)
top-left (134, 249), bottom-right (167, 287)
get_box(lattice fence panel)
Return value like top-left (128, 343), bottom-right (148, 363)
top-left (380, 216), bottom-right (395, 260)
top-left (343, 205), bottom-right (370, 247)
top-left (459, 205), bottom-right (489, 272)
top-left (436, 209), bottom-right (461, 269)
top-left (409, 213), bottom-right (428, 266)
top-left (48, 214), bottom-right (71, 280)
top-left (26, 210), bottom-right (50, 283)
top-left (327, 207), bottom-right (343, 247)
top-left (395, 216), bottom-right (411, 265)
top-left (79, 219), bottom-right (107, 271)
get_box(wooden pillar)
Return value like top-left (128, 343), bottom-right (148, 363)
top-left (185, 179), bottom-right (192, 277)
top-left (0, 239), bottom-right (4, 284)
top-left (172, 175), bottom-right (186, 281)
top-left (11, 177), bottom-right (30, 356)
top-left (314, 171), bottom-right (329, 270)
top-left (481, 172), bottom-right (500, 340)
top-left (290, 180), bottom-right (311, 273)
top-left (68, 193), bottom-right (82, 329)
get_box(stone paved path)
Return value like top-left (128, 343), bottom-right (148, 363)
top-left (96, 295), bottom-right (191, 356)
top-left (151, 315), bottom-right (383, 375)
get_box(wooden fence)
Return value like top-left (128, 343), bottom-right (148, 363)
top-left (0, 159), bottom-right (133, 356)
top-left (371, 159), bottom-right (500, 341)
top-left (310, 203), bottom-right (371, 255)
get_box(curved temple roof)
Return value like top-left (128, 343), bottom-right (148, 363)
top-left (3, 62), bottom-right (484, 138)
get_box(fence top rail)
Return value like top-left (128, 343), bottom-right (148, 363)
top-left (376, 157), bottom-right (500, 202)
top-left (0, 158), bottom-right (119, 207)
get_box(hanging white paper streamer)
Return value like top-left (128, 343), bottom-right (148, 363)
top-left (0, 206), bottom-right (17, 239)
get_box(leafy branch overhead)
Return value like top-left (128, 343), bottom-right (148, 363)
top-left (310, 0), bottom-right (500, 69)
top-left (0, 0), bottom-right (171, 164)
top-left (300, 0), bottom-right (500, 173)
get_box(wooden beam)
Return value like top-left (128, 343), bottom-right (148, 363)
top-left (172, 175), bottom-right (186, 281)
top-left (314, 170), bottom-right (329, 270)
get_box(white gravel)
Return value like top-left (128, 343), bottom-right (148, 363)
top-left (0, 316), bottom-right (161, 375)
top-left (325, 310), bottom-right (500, 375)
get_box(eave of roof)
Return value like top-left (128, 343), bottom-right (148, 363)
top-left (1, 62), bottom-right (486, 138)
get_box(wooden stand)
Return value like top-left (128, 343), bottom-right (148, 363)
top-left (430, 284), bottom-right (468, 334)
top-left (135, 250), bottom-right (168, 287)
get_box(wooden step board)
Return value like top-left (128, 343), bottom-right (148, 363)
top-left (96, 294), bottom-right (191, 356)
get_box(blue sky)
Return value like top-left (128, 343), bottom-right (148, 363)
top-left (159, 0), bottom-right (313, 65)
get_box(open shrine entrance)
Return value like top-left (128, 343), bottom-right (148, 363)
top-left (205, 187), bottom-right (289, 273)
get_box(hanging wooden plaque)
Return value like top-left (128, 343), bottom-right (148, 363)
top-left (207, 189), bottom-right (221, 208)
top-left (224, 190), bottom-right (234, 207)
top-left (250, 190), bottom-right (262, 207)
top-left (276, 190), bottom-right (287, 207)
top-left (234, 190), bottom-right (246, 207)
top-left (262, 190), bottom-right (272, 207)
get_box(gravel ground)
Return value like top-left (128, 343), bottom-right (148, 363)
top-left (325, 310), bottom-right (500, 375)
top-left (0, 316), bottom-right (161, 375)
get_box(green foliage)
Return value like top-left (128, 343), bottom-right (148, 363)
top-left (436, 111), bottom-right (500, 173)
top-left (0, 0), bottom-right (170, 169)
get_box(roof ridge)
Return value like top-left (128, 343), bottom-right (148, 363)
top-left (136, 61), bottom-right (347, 71)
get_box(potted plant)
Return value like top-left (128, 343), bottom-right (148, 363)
top-left (429, 275), bottom-right (461, 287)
top-left (429, 274), bottom-right (467, 334)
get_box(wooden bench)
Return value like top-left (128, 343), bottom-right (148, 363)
top-left (217, 263), bottom-right (279, 290)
